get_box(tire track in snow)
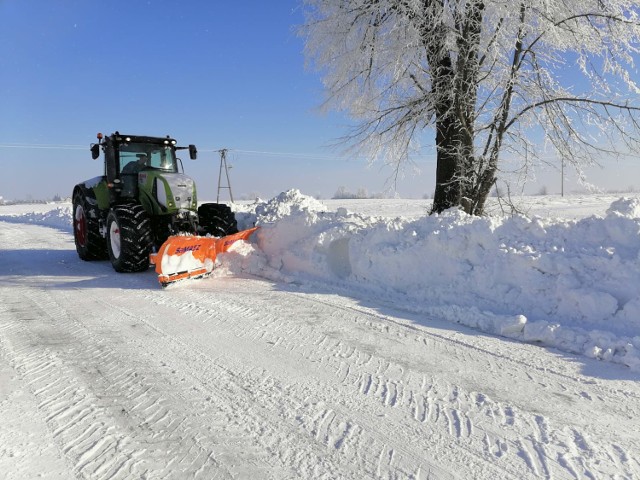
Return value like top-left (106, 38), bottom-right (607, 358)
top-left (87, 305), bottom-right (376, 479)
top-left (138, 284), bottom-right (537, 479)
top-left (73, 284), bottom-right (461, 479)
top-left (285, 289), bottom-right (640, 479)
top-left (0, 286), bottom-right (277, 479)
top-left (144, 279), bottom-right (640, 479)
top-left (0, 295), bottom-right (147, 479)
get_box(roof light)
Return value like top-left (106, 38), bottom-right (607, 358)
top-left (164, 140), bottom-right (169, 144)
top-left (97, 132), bottom-right (103, 140)
top-left (125, 137), bottom-right (131, 142)
top-left (171, 140), bottom-right (176, 145)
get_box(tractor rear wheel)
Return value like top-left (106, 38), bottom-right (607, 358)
top-left (198, 203), bottom-right (238, 237)
top-left (106, 203), bottom-right (153, 272)
top-left (72, 191), bottom-right (107, 260)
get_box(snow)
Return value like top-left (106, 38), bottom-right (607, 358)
top-left (1, 192), bottom-right (640, 479)
top-left (227, 190), bottom-right (640, 372)
top-left (0, 205), bottom-right (73, 231)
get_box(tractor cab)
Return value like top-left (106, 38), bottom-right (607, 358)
top-left (91, 132), bottom-right (198, 207)
top-left (91, 132), bottom-right (195, 177)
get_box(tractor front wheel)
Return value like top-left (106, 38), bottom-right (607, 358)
top-left (106, 203), bottom-right (152, 272)
top-left (198, 203), bottom-right (238, 237)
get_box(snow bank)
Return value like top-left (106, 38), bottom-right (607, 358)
top-left (0, 206), bottom-right (72, 232)
top-left (231, 190), bottom-right (640, 372)
top-left (4, 193), bottom-right (639, 371)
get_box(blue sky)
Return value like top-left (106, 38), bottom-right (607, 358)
top-left (0, 1), bottom-right (637, 201)
top-left (1, 0), bottom-right (432, 201)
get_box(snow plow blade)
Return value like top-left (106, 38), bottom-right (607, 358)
top-left (149, 227), bottom-right (259, 287)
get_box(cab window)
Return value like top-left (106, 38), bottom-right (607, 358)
top-left (118, 143), bottom-right (178, 173)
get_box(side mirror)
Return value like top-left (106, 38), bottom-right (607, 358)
top-left (91, 144), bottom-right (100, 160)
top-left (188, 144), bottom-right (197, 160)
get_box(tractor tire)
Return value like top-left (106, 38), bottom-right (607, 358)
top-left (198, 203), bottom-right (238, 237)
top-left (106, 203), bottom-right (153, 273)
top-left (72, 191), bottom-right (108, 260)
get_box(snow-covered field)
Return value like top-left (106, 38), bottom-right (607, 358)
top-left (1, 191), bottom-right (639, 479)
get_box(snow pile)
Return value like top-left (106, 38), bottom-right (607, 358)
top-left (607, 197), bottom-right (640, 218)
top-left (253, 189), bottom-right (326, 222)
top-left (230, 189), bottom-right (640, 371)
top-left (0, 206), bottom-right (72, 231)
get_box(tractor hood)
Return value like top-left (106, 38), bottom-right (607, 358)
top-left (138, 172), bottom-right (198, 213)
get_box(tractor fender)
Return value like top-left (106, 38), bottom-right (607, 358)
top-left (73, 176), bottom-right (109, 211)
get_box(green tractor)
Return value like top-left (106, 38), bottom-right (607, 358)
top-left (72, 132), bottom-right (238, 273)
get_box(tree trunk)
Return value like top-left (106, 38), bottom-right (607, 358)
top-left (431, 115), bottom-right (462, 213)
top-left (430, 0), bottom-right (484, 215)
top-left (428, 24), bottom-right (467, 215)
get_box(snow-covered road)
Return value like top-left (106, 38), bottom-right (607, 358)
top-left (1, 214), bottom-right (639, 479)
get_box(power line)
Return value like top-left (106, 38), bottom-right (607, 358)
top-left (0, 143), bottom-right (353, 161)
top-left (0, 142), bottom-right (437, 163)
top-left (0, 143), bottom-right (86, 150)
top-left (198, 148), bottom-right (349, 162)
top-left (1, 143), bottom-right (335, 157)
top-left (202, 148), bottom-right (436, 163)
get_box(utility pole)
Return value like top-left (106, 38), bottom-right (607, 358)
top-left (216, 148), bottom-right (234, 203)
top-left (561, 158), bottom-right (564, 197)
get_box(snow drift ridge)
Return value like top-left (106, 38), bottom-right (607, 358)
top-left (232, 190), bottom-right (640, 371)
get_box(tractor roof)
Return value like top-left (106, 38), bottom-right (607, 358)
top-left (109, 132), bottom-right (177, 146)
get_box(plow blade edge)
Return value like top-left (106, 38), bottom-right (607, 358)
top-left (150, 227), bottom-right (259, 287)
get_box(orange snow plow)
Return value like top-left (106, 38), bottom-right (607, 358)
top-left (150, 227), bottom-right (259, 287)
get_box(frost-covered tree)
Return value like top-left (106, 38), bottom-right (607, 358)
top-left (301, 0), bottom-right (640, 214)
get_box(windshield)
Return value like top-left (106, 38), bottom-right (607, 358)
top-left (118, 142), bottom-right (178, 173)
